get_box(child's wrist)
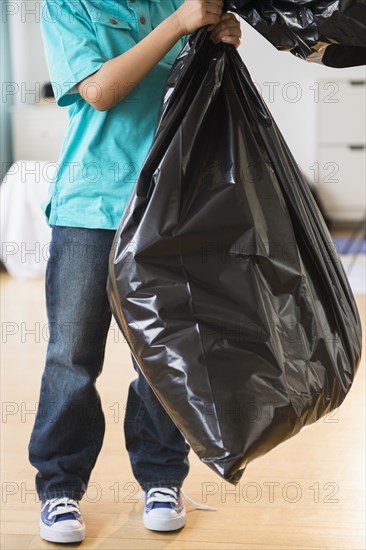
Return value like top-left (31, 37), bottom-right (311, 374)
top-left (167, 12), bottom-right (186, 40)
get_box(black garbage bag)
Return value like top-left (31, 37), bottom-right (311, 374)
top-left (228, 0), bottom-right (366, 67)
top-left (107, 27), bottom-right (362, 484)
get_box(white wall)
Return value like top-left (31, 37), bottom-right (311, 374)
top-left (238, 21), bottom-right (365, 181)
top-left (7, 5), bottom-right (365, 178)
top-left (7, 0), bottom-right (49, 105)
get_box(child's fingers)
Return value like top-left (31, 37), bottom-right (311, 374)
top-left (209, 34), bottom-right (241, 48)
top-left (210, 23), bottom-right (241, 45)
top-left (211, 17), bottom-right (239, 33)
top-left (208, 11), bottom-right (242, 47)
top-left (207, 11), bottom-right (236, 32)
top-left (211, 23), bottom-right (240, 40)
top-left (210, 17), bottom-right (240, 40)
top-left (220, 35), bottom-right (241, 48)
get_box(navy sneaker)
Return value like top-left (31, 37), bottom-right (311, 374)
top-left (39, 497), bottom-right (86, 543)
top-left (141, 486), bottom-right (217, 531)
top-left (143, 487), bottom-right (186, 531)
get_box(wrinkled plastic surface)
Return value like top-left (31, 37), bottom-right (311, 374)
top-left (227, 0), bottom-right (366, 67)
top-left (107, 27), bottom-right (362, 484)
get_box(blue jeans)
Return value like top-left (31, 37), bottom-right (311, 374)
top-left (28, 226), bottom-right (190, 500)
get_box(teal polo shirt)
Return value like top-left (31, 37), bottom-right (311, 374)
top-left (40, 0), bottom-right (188, 229)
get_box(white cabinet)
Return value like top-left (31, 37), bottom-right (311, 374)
top-left (10, 101), bottom-right (69, 162)
top-left (318, 145), bottom-right (365, 220)
top-left (316, 79), bottom-right (365, 222)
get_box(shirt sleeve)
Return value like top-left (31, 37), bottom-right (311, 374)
top-left (40, 0), bottom-right (106, 107)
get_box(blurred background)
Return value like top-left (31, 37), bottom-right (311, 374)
top-left (1, 1), bottom-right (365, 286)
top-left (1, 2), bottom-right (365, 549)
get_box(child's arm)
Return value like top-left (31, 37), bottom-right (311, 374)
top-left (76, 0), bottom-right (224, 111)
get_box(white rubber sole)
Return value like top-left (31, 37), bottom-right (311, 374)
top-left (39, 521), bottom-right (86, 543)
top-left (143, 510), bottom-right (186, 531)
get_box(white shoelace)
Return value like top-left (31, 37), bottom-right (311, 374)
top-left (138, 486), bottom-right (218, 511)
top-left (42, 497), bottom-right (80, 519)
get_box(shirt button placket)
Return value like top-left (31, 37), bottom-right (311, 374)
top-left (129, 0), bottom-right (149, 39)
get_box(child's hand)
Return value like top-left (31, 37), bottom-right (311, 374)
top-left (208, 12), bottom-right (242, 48)
top-left (173, 0), bottom-right (224, 36)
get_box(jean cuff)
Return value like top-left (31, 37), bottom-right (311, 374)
top-left (38, 489), bottom-right (85, 501)
top-left (139, 480), bottom-right (185, 492)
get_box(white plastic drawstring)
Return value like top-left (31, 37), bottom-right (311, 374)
top-left (137, 487), bottom-right (218, 511)
top-left (181, 488), bottom-right (218, 511)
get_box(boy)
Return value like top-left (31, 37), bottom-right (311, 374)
top-left (28, 0), bottom-right (241, 543)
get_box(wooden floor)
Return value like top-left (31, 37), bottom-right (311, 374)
top-left (1, 271), bottom-right (365, 549)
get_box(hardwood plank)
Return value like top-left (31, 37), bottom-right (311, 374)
top-left (1, 272), bottom-right (365, 549)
